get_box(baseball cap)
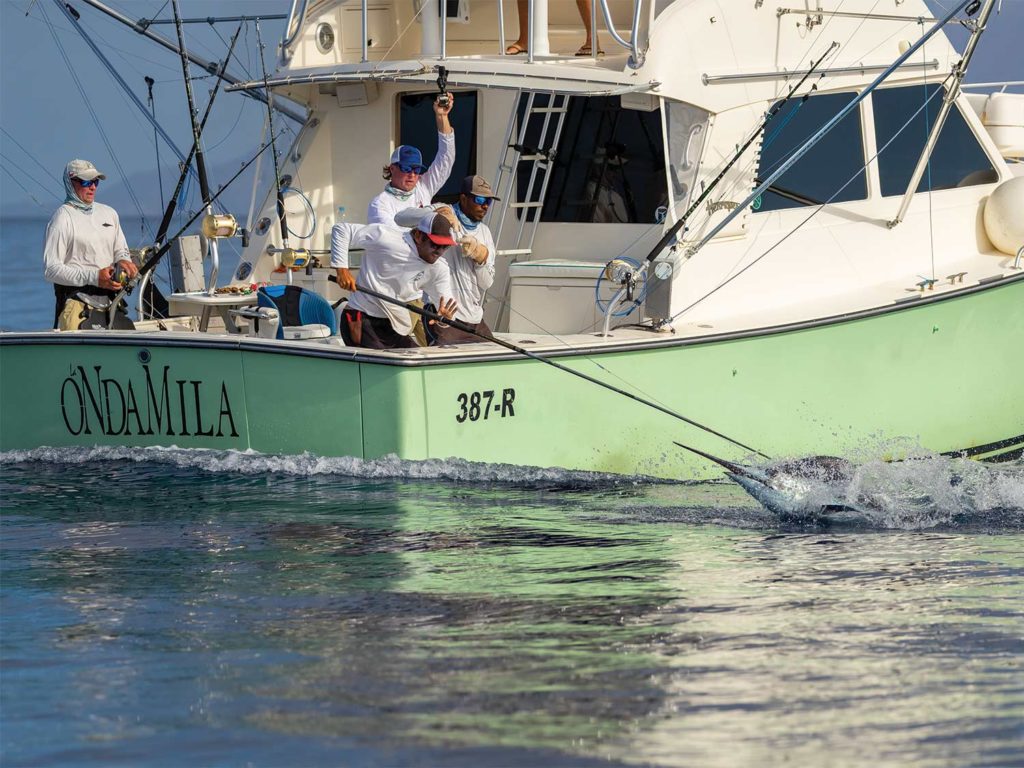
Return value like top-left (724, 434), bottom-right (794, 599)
top-left (389, 145), bottom-right (427, 174)
top-left (460, 174), bottom-right (500, 200)
top-left (66, 159), bottom-right (106, 181)
top-left (416, 213), bottom-right (457, 246)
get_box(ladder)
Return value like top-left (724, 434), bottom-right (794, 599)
top-left (489, 91), bottom-right (571, 328)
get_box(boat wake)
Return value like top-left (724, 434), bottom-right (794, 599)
top-left (0, 445), bottom-right (641, 486)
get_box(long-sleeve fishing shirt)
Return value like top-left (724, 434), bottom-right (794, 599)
top-left (43, 202), bottom-right (129, 287)
top-left (330, 222), bottom-right (453, 336)
top-left (436, 222), bottom-right (495, 325)
top-left (366, 131), bottom-right (456, 227)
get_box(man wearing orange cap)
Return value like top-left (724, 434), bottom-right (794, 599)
top-left (331, 212), bottom-right (459, 349)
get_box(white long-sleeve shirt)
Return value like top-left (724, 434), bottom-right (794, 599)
top-left (367, 131), bottom-right (456, 227)
top-left (437, 222), bottom-right (495, 324)
top-left (43, 202), bottom-right (130, 287)
top-left (330, 222), bottom-right (452, 336)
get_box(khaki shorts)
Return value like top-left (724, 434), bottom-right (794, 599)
top-left (57, 298), bottom-right (89, 331)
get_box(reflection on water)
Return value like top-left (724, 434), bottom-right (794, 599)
top-left (1, 451), bottom-right (1023, 767)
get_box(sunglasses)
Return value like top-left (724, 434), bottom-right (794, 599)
top-left (469, 195), bottom-right (491, 206)
top-left (74, 178), bottom-right (100, 188)
top-left (394, 163), bottom-right (423, 174)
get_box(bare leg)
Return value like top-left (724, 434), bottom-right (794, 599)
top-left (507, 0), bottom-right (529, 52)
top-left (576, 0), bottom-right (600, 51)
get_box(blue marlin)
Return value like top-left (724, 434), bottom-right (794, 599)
top-left (675, 442), bottom-right (875, 519)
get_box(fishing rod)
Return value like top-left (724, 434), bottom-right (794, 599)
top-left (642, 41), bottom-right (839, 268)
top-left (332, 279), bottom-right (769, 459)
top-left (170, 0), bottom-right (229, 294)
top-left (255, 17), bottom-right (301, 276)
top-left (152, 22), bottom-right (242, 248)
top-left (106, 132), bottom-right (284, 327)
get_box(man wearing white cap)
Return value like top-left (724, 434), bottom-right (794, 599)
top-left (365, 94), bottom-right (456, 229)
top-left (43, 159), bottom-right (138, 330)
top-left (331, 212), bottom-right (459, 349)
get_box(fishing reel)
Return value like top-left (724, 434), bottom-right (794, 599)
top-left (595, 256), bottom-right (649, 335)
top-left (201, 213), bottom-right (249, 247)
top-left (267, 245), bottom-right (312, 271)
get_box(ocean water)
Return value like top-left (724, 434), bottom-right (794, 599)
top-left (2, 217), bottom-right (1024, 767)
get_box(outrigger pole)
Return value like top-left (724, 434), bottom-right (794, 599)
top-left (336, 281), bottom-right (770, 459)
top-left (69, 0), bottom-right (306, 125)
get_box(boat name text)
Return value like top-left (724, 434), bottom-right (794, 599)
top-left (59, 364), bottom-right (239, 438)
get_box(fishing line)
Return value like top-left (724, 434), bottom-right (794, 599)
top-left (336, 281), bottom-right (769, 459)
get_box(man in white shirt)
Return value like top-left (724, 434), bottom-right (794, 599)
top-left (43, 159), bottom-right (139, 330)
top-left (365, 94), bottom-right (456, 228)
top-left (396, 176), bottom-right (499, 345)
top-left (331, 213), bottom-right (459, 349)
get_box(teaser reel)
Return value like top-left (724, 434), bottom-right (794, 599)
top-left (595, 256), bottom-right (649, 336)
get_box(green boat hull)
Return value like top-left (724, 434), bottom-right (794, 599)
top-left (2, 277), bottom-right (1021, 478)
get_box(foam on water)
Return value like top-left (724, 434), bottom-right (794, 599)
top-left (4, 445), bottom-right (1023, 531)
top-left (747, 450), bottom-right (1024, 529)
top-left (0, 445), bottom-right (643, 486)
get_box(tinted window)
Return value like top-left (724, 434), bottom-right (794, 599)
top-left (754, 91), bottom-right (866, 212)
top-left (873, 84), bottom-right (997, 196)
top-left (399, 91), bottom-right (477, 202)
top-left (516, 95), bottom-right (667, 223)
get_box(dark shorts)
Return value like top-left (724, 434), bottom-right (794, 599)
top-left (341, 309), bottom-right (418, 350)
top-left (432, 318), bottom-right (494, 346)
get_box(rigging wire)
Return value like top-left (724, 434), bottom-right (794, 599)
top-left (0, 127), bottom-right (61, 186)
top-left (40, 0), bottom-right (150, 233)
top-left (0, 165), bottom-right (57, 212)
top-left (0, 149), bottom-right (59, 201)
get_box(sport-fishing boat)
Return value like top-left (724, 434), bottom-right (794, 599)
top-left (2, 0), bottom-right (1022, 479)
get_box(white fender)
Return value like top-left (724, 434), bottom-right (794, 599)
top-left (983, 176), bottom-right (1024, 256)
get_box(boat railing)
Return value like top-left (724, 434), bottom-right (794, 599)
top-left (280, 0), bottom-right (310, 59)
top-left (281, 0), bottom-right (648, 68)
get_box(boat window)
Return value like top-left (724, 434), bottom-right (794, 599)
top-left (398, 91), bottom-right (478, 203)
top-left (516, 94), bottom-right (667, 223)
top-left (873, 84), bottom-right (998, 196)
top-left (665, 100), bottom-right (711, 217)
top-left (754, 91), bottom-right (867, 212)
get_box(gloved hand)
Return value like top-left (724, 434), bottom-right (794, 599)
top-left (434, 205), bottom-right (461, 233)
top-left (459, 235), bottom-right (489, 265)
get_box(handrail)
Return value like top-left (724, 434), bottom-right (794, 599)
top-left (280, 0), bottom-right (309, 58)
top-left (596, 0), bottom-right (645, 69)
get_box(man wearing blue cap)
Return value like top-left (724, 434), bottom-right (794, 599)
top-left (366, 94), bottom-right (456, 230)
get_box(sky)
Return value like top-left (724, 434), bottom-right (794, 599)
top-left (0, 0), bottom-right (1021, 221)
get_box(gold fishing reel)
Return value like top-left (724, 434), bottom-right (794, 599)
top-left (201, 213), bottom-right (239, 239)
top-left (276, 246), bottom-right (311, 269)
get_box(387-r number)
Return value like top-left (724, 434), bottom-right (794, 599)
top-left (456, 388), bottom-right (516, 423)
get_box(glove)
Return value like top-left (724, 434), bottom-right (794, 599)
top-left (459, 235), bottom-right (489, 265)
top-left (434, 205), bottom-right (460, 232)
